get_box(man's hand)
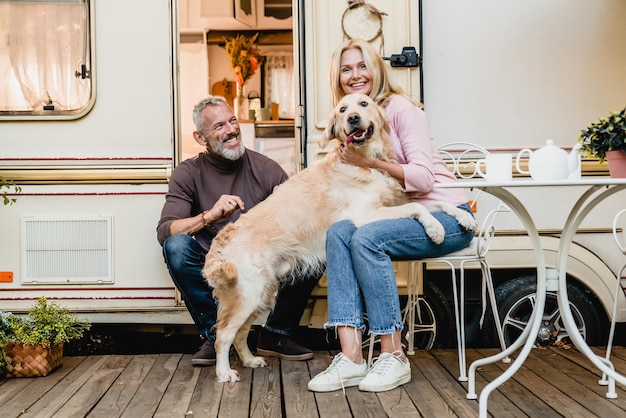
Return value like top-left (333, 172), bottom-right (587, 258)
top-left (208, 194), bottom-right (244, 221)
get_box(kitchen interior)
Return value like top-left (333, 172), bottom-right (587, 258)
top-left (179, 0), bottom-right (297, 175)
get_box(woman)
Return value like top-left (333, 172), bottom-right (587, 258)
top-left (308, 38), bottom-right (474, 393)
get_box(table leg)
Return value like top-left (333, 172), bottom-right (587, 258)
top-left (556, 184), bottom-right (626, 395)
top-left (464, 187), bottom-right (547, 418)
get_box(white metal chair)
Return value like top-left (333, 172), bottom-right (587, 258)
top-left (400, 199), bottom-right (510, 381)
top-left (367, 142), bottom-right (510, 382)
top-left (598, 208), bottom-right (626, 395)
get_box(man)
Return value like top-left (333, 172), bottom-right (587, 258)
top-left (157, 95), bottom-right (319, 366)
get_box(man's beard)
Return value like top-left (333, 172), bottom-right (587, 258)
top-left (210, 135), bottom-right (245, 160)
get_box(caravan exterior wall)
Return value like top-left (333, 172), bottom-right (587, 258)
top-left (0, 0), bottom-right (186, 323)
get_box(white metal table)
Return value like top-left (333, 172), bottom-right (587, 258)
top-left (437, 177), bottom-right (626, 417)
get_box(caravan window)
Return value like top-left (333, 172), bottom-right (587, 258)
top-left (0, 0), bottom-right (93, 120)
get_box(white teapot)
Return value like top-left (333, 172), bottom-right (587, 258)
top-left (515, 139), bottom-right (581, 180)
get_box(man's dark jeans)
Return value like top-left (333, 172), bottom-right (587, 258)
top-left (162, 234), bottom-right (320, 340)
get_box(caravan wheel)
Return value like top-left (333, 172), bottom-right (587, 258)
top-left (485, 275), bottom-right (606, 347)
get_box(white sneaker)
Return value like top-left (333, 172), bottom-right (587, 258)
top-left (308, 353), bottom-right (368, 392)
top-left (358, 351), bottom-right (411, 392)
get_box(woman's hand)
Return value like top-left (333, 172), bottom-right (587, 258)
top-left (338, 144), bottom-right (374, 169)
top-left (339, 144), bottom-right (406, 186)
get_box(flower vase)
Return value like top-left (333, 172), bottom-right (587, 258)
top-left (235, 83), bottom-right (247, 120)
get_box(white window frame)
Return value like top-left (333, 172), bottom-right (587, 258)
top-left (0, 0), bottom-right (95, 120)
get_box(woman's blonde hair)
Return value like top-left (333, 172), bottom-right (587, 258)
top-left (329, 38), bottom-right (415, 107)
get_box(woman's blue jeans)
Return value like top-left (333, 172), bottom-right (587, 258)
top-left (325, 204), bottom-right (474, 336)
top-left (162, 234), bottom-right (320, 341)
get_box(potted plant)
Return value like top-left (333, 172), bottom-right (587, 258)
top-left (0, 296), bottom-right (91, 377)
top-left (577, 107), bottom-right (626, 177)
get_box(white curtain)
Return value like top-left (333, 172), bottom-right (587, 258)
top-left (6, 2), bottom-right (90, 111)
top-left (264, 52), bottom-right (295, 119)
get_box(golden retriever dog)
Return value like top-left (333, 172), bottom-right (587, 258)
top-left (202, 93), bottom-right (477, 382)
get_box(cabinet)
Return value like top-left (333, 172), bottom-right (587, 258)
top-left (256, 0), bottom-right (292, 29)
top-left (181, 0), bottom-right (291, 30)
top-left (183, 0), bottom-right (253, 30)
top-left (234, 0), bottom-right (257, 27)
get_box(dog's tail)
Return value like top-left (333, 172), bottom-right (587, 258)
top-left (203, 260), bottom-right (238, 290)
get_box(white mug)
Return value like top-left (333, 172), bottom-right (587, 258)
top-left (476, 153), bottom-right (513, 181)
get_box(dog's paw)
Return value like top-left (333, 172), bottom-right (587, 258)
top-left (243, 356), bottom-right (267, 368)
top-left (424, 220), bottom-right (446, 244)
top-left (457, 212), bottom-right (478, 231)
top-left (216, 369), bottom-right (241, 383)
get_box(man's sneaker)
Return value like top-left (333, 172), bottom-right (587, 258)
top-left (191, 339), bottom-right (216, 366)
top-left (358, 351), bottom-right (411, 392)
top-left (256, 329), bottom-right (314, 361)
top-left (308, 353), bottom-right (368, 392)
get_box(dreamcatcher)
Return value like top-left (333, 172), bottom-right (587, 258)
top-left (341, 0), bottom-right (387, 53)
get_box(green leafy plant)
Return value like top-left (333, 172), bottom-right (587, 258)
top-left (0, 297), bottom-right (91, 371)
top-left (1, 175), bottom-right (21, 205)
top-left (577, 107), bottom-right (626, 162)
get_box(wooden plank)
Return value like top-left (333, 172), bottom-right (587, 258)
top-left (590, 345), bottom-right (626, 391)
top-left (376, 386), bottom-right (419, 417)
top-left (215, 355), bottom-right (254, 418)
top-left (464, 349), bottom-right (560, 418)
top-left (20, 355), bottom-right (110, 418)
top-left (249, 357), bottom-right (282, 418)
top-left (0, 356), bottom-right (86, 418)
top-left (308, 351), bottom-right (353, 418)
top-left (475, 348), bottom-right (596, 418)
top-left (344, 384), bottom-right (388, 418)
top-left (87, 353), bottom-right (159, 418)
top-left (550, 345), bottom-right (604, 378)
top-left (153, 354), bottom-right (201, 418)
top-left (311, 350), bottom-right (387, 418)
top-left (274, 357), bottom-right (319, 418)
top-left (548, 347), bottom-right (626, 409)
top-left (187, 366), bottom-right (224, 417)
top-left (521, 347), bottom-right (626, 417)
top-left (596, 345), bottom-right (626, 398)
top-left (412, 350), bottom-right (479, 417)
top-left (432, 349), bottom-right (526, 417)
top-left (402, 352), bottom-right (457, 417)
top-left (119, 353), bottom-right (182, 418)
top-left (53, 355), bottom-right (133, 418)
top-left (601, 345), bottom-right (626, 364)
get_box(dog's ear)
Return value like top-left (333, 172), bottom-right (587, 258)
top-left (317, 109), bottom-right (338, 149)
top-left (317, 132), bottom-right (330, 149)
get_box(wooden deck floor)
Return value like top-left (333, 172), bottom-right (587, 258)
top-left (1, 346), bottom-right (626, 417)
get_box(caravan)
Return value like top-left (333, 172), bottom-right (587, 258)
top-left (1, 0), bottom-right (625, 349)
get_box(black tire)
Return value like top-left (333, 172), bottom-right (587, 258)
top-left (484, 275), bottom-right (606, 348)
top-left (401, 280), bottom-right (455, 349)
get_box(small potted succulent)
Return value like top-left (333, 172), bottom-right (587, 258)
top-left (577, 107), bottom-right (626, 177)
top-left (0, 297), bottom-right (91, 377)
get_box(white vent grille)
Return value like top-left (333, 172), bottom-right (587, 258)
top-left (21, 215), bottom-right (114, 284)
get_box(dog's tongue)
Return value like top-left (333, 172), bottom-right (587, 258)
top-left (345, 129), bottom-right (366, 145)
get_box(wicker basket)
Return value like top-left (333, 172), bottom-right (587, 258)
top-left (3, 342), bottom-right (64, 377)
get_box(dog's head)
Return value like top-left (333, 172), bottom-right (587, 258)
top-left (318, 93), bottom-right (392, 160)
